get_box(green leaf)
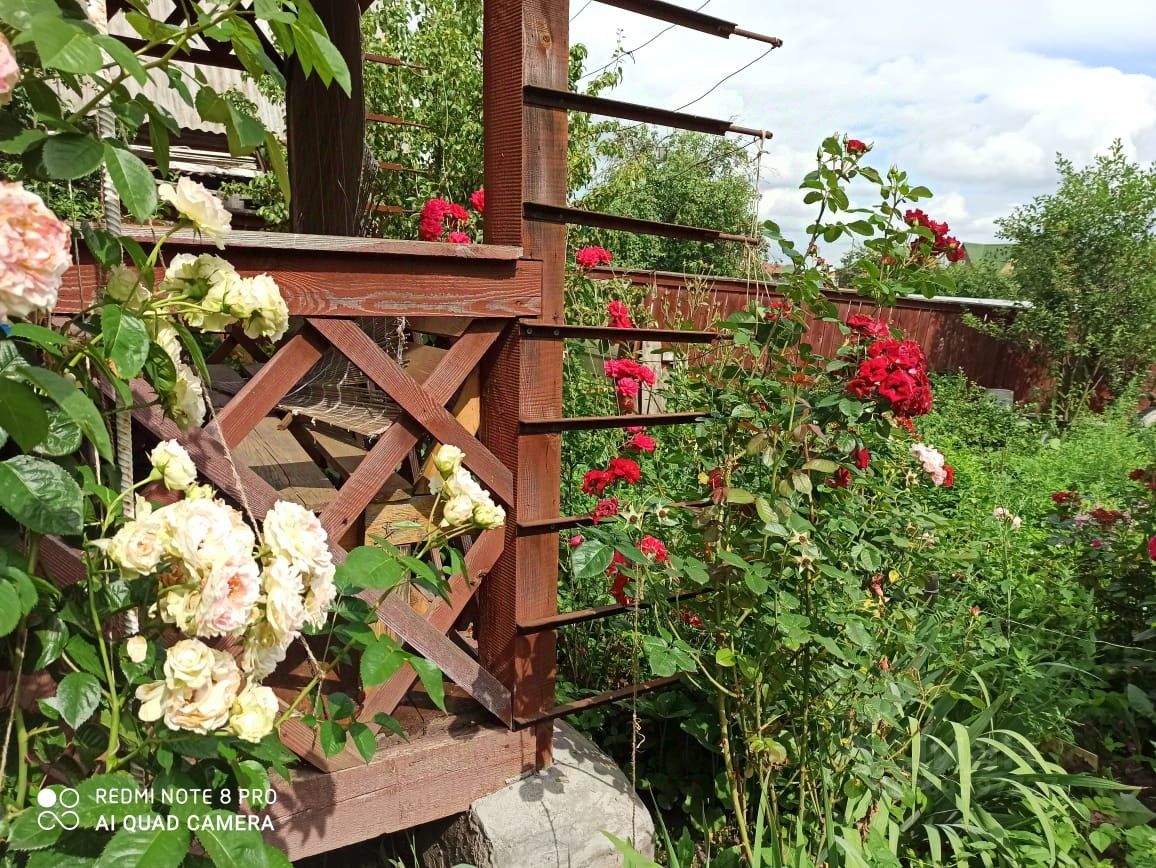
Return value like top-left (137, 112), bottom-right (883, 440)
top-left (101, 304), bottom-right (150, 379)
top-left (30, 14), bottom-right (102, 73)
top-left (318, 720), bottom-right (346, 757)
top-left (6, 804), bottom-right (62, 850)
top-left (0, 377), bottom-right (49, 451)
top-left (94, 33), bottom-right (148, 84)
top-left (42, 134), bottom-right (104, 180)
top-left (373, 712), bottom-right (406, 739)
top-left (70, 772), bottom-right (145, 827)
top-left (8, 322), bottom-right (72, 350)
top-left (18, 367), bottom-right (113, 461)
top-left (802, 459), bottom-right (839, 473)
top-left (950, 721), bottom-right (972, 826)
top-left (231, 761), bottom-right (270, 808)
top-left (844, 620), bottom-right (875, 651)
top-left (102, 143), bottom-right (157, 221)
top-left (360, 637), bottom-right (405, 687)
top-left (264, 130), bottom-right (290, 204)
top-left (0, 581), bottom-right (20, 636)
top-left (409, 656), bottom-right (445, 710)
top-left (6, 567), bottom-right (38, 613)
top-left (0, 455), bottom-right (83, 536)
top-left (1126, 683), bottom-right (1155, 719)
top-left (96, 824), bottom-right (189, 868)
top-left (193, 810), bottom-right (273, 868)
top-left (725, 487), bottom-right (755, 504)
top-left (715, 647), bottom-right (736, 667)
top-left (349, 722), bottom-right (377, 763)
top-left (35, 410), bottom-right (82, 457)
top-left (572, 540), bottom-right (614, 580)
top-left (335, 545), bottom-right (407, 592)
top-left (56, 671), bottom-right (101, 729)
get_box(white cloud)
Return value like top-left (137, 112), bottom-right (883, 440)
top-left (570, 0), bottom-right (1156, 252)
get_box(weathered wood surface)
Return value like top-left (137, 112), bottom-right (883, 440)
top-left (58, 242), bottom-right (542, 319)
top-left (265, 712), bottom-right (536, 860)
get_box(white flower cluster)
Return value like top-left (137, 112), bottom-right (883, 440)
top-left (427, 445), bottom-right (506, 530)
top-left (909, 443), bottom-right (949, 487)
top-left (99, 442), bottom-right (337, 742)
top-left (135, 638), bottom-right (278, 743)
top-left (992, 506), bottom-right (1023, 530)
top-left (161, 253), bottom-right (288, 343)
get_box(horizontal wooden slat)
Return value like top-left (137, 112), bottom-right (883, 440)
top-left (519, 411), bottom-right (707, 433)
top-left (517, 589), bottom-right (710, 633)
top-left (517, 498), bottom-right (711, 535)
top-left (595, 0), bottom-right (783, 46)
top-left (520, 321), bottom-right (729, 343)
top-left (523, 85), bottom-right (771, 139)
top-left (362, 52), bottom-right (427, 71)
top-left (513, 676), bottom-right (681, 726)
top-left (525, 201), bottom-right (760, 245)
top-left (366, 112), bottom-right (427, 128)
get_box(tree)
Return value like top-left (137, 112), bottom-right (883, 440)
top-left (573, 126), bottom-right (761, 276)
top-left (984, 142), bottom-right (1156, 422)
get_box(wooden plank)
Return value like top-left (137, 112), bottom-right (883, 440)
top-left (214, 330), bottom-right (326, 447)
top-left (520, 410), bottom-right (706, 433)
top-left (312, 318), bottom-right (514, 507)
top-left (60, 249), bottom-right (541, 319)
top-left (230, 418), bottom-right (337, 513)
top-left (420, 368), bottom-right (481, 483)
top-left (264, 720), bottom-right (536, 860)
top-left (407, 316), bottom-right (474, 338)
top-left (513, 675), bottom-right (681, 726)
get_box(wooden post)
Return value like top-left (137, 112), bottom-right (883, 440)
top-left (478, 0), bottom-right (568, 767)
top-left (286, 0), bottom-right (366, 235)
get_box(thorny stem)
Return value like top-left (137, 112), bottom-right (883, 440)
top-left (718, 689), bottom-right (755, 866)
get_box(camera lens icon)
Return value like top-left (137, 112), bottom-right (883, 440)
top-left (36, 787), bottom-right (80, 831)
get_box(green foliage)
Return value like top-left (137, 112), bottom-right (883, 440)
top-left (942, 256), bottom-right (1020, 300)
top-left (978, 141), bottom-right (1156, 423)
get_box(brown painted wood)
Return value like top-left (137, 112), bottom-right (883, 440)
top-left (214, 330), bottom-right (326, 447)
top-left (287, 0), bottom-right (365, 236)
top-left (265, 720), bottom-right (536, 860)
top-left (520, 410), bottom-right (707, 433)
top-left (513, 675), bottom-right (681, 726)
top-left (311, 318), bottom-right (515, 507)
top-left (318, 321), bottom-right (505, 540)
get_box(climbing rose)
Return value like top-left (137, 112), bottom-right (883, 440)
top-left (575, 245), bottom-right (613, 270)
top-left (626, 431), bottom-right (656, 453)
top-left (852, 448), bottom-right (870, 470)
top-left (158, 177), bottom-right (232, 248)
top-left (846, 313), bottom-right (889, 338)
top-left (607, 300), bottom-right (635, 329)
top-left (638, 535), bottom-right (669, 563)
top-left (830, 467), bottom-right (852, 488)
top-left (1129, 468), bottom-right (1148, 481)
top-left (447, 231), bottom-right (472, 244)
top-left (910, 443), bottom-right (949, 486)
top-left (568, 534), bottom-right (584, 547)
top-left (0, 34), bottom-right (19, 107)
top-left (419, 198), bottom-right (451, 241)
top-left (607, 457), bottom-right (641, 485)
top-left (604, 358), bottom-right (655, 387)
top-left (470, 188), bottom-right (485, 213)
top-left (904, 208), bottom-right (966, 263)
top-left (591, 498), bottom-right (619, 523)
top-left (848, 337), bottom-right (933, 417)
top-left (582, 469), bottom-right (612, 496)
top-left (0, 182), bottom-right (70, 320)
top-left (846, 139), bottom-right (869, 155)
top-left (150, 441), bottom-right (198, 492)
top-left (943, 465), bottom-right (955, 487)
top-left (1052, 491), bottom-right (1079, 505)
top-left (446, 203), bottom-right (469, 225)
top-left (614, 377), bottom-right (640, 398)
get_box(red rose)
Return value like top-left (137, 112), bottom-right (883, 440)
top-left (469, 188), bottom-right (485, 213)
top-left (846, 376), bottom-right (876, 398)
top-left (615, 377), bottom-right (640, 398)
top-left (591, 497), bottom-right (619, 523)
top-left (639, 535), bottom-right (669, 563)
top-left (568, 534), bottom-right (584, 547)
top-left (607, 299), bottom-right (634, 329)
top-left (679, 609), bottom-right (703, 629)
top-left (1148, 536), bottom-right (1156, 560)
top-left (1091, 538), bottom-right (1103, 549)
top-left (830, 467), bottom-right (852, 488)
top-left (847, 313), bottom-right (889, 338)
top-left (859, 355), bottom-right (891, 384)
top-left (582, 469), bottom-right (612, 496)
top-left (1051, 491), bottom-right (1078, 505)
top-left (879, 370), bottom-right (917, 406)
top-left (852, 448), bottom-right (870, 470)
top-left (419, 198), bottom-right (451, 241)
top-left (576, 245), bottom-right (613, 270)
top-left (446, 231), bottom-right (472, 244)
top-left (943, 464), bottom-right (954, 487)
top-left (446, 203), bottom-right (469, 225)
top-left (625, 432), bottom-right (656, 453)
top-left (1130, 468), bottom-right (1147, 481)
top-left (878, 656), bottom-right (891, 672)
top-left (608, 457), bottom-right (641, 485)
top-left (846, 139), bottom-right (869, 155)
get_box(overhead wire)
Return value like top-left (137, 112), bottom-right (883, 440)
top-left (578, 0), bottom-right (714, 82)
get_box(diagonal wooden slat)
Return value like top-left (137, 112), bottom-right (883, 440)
top-left (213, 330), bottom-right (327, 447)
top-left (357, 528), bottom-right (505, 725)
top-left (311, 318), bottom-right (515, 507)
top-left (318, 320), bottom-right (507, 540)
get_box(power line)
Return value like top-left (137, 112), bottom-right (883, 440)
top-left (578, 0), bottom-right (714, 82)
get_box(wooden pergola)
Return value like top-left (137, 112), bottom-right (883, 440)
top-left (53, 0), bottom-right (780, 857)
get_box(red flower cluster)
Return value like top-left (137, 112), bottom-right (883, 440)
top-left (846, 313), bottom-right (890, 339)
top-left (1149, 536), bottom-right (1156, 561)
top-left (904, 209), bottom-right (965, 263)
top-left (591, 497), bottom-right (619, 523)
top-left (582, 456), bottom-right (642, 495)
top-left (604, 358), bottom-right (656, 401)
top-left (944, 465), bottom-right (955, 487)
top-left (846, 139), bottom-right (869, 155)
top-left (625, 430), bottom-right (656, 453)
top-left (607, 300), bottom-right (634, 329)
top-left (470, 188), bottom-right (484, 213)
top-left (846, 338), bottom-right (933, 417)
top-left (419, 198), bottom-right (471, 242)
top-left (1052, 491), bottom-right (1080, 506)
top-left (1090, 506), bottom-right (1126, 528)
top-left (608, 535), bottom-right (670, 605)
top-left (764, 298), bottom-right (791, 321)
top-left (576, 245), bottom-right (613, 270)
top-left (830, 467), bottom-right (852, 488)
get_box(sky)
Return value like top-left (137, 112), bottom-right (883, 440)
top-left (569, 0), bottom-right (1156, 255)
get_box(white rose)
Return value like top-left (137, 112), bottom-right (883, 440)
top-left (135, 680), bottom-right (166, 723)
top-left (163, 498), bottom-right (250, 573)
top-left (472, 499), bottom-right (506, 530)
top-left (433, 445), bottom-right (465, 477)
top-left (168, 361), bottom-right (206, 430)
top-left (163, 649), bottom-right (241, 734)
top-left (237, 274), bottom-right (288, 342)
top-left (158, 178), bottom-right (231, 248)
top-left (240, 619), bottom-right (292, 680)
top-left (126, 635), bottom-right (149, 664)
top-left (105, 516), bottom-right (165, 578)
top-left (105, 265), bottom-right (149, 306)
top-left (263, 501), bottom-right (331, 576)
top-left (189, 268), bottom-right (243, 332)
top-left (444, 467), bottom-right (485, 503)
top-left (261, 557), bottom-right (306, 639)
top-left (149, 440), bottom-right (197, 491)
top-left (0, 33), bottom-right (21, 107)
top-left (163, 638), bottom-right (218, 690)
top-left (157, 585), bottom-right (199, 635)
top-left (228, 682), bottom-right (279, 743)
top-left (441, 494), bottom-right (475, 527)
top-left (196, 553), bottom-right (261, 638)
top-left (152, 323), bottom-right (183, 365)
top-left (302, 564), bottom-right (336, 630)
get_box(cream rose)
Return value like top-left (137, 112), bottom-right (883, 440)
top-left (433, 444), bottom-right (465, 477)
top-left (228, 682), bottom-right (279, 743)
top-left (104, 265), bottom-right (148, 306)
top-left (149, 440), bottom-right (198, 491)
top-left (158, 178), bottom-right (231, 248)
top-left (472, 499), bottom-right (506, 530)
top-left (441, 494), bottom-right (475, 527)
top-left (240, 619), bottom-right (292, 680)
top-left (163, 498), bottom-right (247, 572)
top-left (263, 501), bottom-right (331, 576)
top-left (163, 649), bottom-right (241, 734)
top-left (237, 274), bottom-right (288, 342)
top-left (196, 553), bottom-right (261, 638)
top-left (157, 585), bottom-right (198, 635)
top-left (260, 557), bottom-right (306, 639)
top-left (163, 638), bottom-right (218, 690)
top-left (126, 635), bottom-right (149, 664)
top-left (0, 33), bottom-right (20, 107)
top-left (302, 566), bottom-right (336, 630)
top-left (168, 361), bottom-right (206, 430)
top-left (104, 516), bottom-right (166, 578)
top-left (135, 681), bottom-right (166, 723)
top-left (0, 182), bottom-right (70, 320)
